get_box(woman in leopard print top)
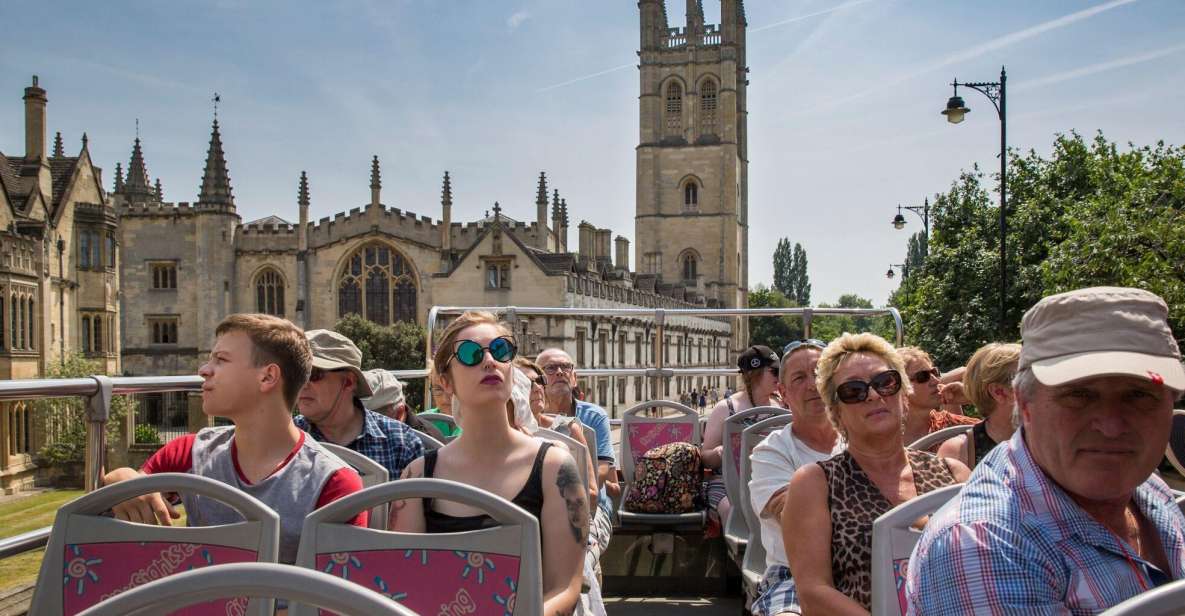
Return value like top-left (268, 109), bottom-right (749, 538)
top-left (781, 333), bottom-right (970, 615)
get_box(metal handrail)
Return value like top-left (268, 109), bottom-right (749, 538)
top-left (0, 527), bottom-right (51, 560)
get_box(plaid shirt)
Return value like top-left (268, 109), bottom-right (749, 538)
top-left (294, 409), bottom-right (422, 479)
top-left (906, 428), bottom-right (1185, 615)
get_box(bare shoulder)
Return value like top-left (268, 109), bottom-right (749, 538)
top-left (400, 456), bottom-right (425, 479)
top-left (944, 457), bottom-right (972, 482)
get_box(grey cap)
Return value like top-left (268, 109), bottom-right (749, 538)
top-left (1019, 286), bottom-right (1184, 390)
top-left (362, 369), bottom-right (405, 409)
top-left (305, 329), bottom-right (373, 397)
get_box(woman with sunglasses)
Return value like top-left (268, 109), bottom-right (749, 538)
top-left (391, 311), bottom-right (586, 615)
top-left (898, 347), bottom-right (979, 447)
top-left (702, 345), bottom-right (786, 530)
top-left (781, 333), bottom-right (969, 615)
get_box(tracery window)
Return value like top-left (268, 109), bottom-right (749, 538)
top-left (700, 79), bottom-right (718, 136)
top-left (681, 251), bottom-right (698, 282)
top-left (337, 242), bottom-right (418, 325)
top-left (255, 269), bottom-right (286, 317)
top-left (665, 81), bottom-right (683, 136)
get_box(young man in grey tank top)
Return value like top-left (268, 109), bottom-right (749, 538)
top-left (104, 314), bottom-right (367, 565)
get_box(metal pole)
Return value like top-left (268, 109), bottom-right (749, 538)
top-left (653, 309), bottom-right (665, 401)
top-left (84, 375), bottom-right (113, 492)
top-left (998, 66), bottom-right (1007, 336)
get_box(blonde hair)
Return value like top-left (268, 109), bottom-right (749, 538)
top-left (815, 333), bottom-right (910, 435)
top-left (897, 346), bottom-right (934, 368)
top-left (430, 311), bottom-right (514, 385)
top-left (964, 343), bottom-right (1022, 417)
top-left (215, 313), bottom-right (312, 408)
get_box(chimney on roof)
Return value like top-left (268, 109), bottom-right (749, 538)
top-left (577, 221), bottom-right (595, 260)
top-left (615, 236), bottom-right (630, 272)
top-left (596, 228), bottom-right (612, 264)
top-left (24, 75), bottom-right (47, 161)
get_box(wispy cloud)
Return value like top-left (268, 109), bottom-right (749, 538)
top-left (535, 63), bottom-right (634, 93)
top-left (786, 0), bottom-right (1141, 116)
top-left (1014, 42), bottom-right (1185, 91)
top-left (750, 0), bottom-right (880, 34)
top-left (507, 10), bottom-right (531, 30)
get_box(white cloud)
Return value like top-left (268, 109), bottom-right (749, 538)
top-left (507, 10), bottom-right (531, 29)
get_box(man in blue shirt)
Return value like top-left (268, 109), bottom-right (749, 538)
top-left (294, 329), bottom-right (422, 478)
top-left (538, 347), bottom-right (615, 615)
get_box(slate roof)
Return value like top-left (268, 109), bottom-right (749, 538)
top-left (244, 215), bottom-right (293, 227)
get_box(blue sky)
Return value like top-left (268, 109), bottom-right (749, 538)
top-left (2, 0), bottom-right (1183, 307)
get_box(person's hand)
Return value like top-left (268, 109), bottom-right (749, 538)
top-left (760, 485), bottom-right (789, 519)
top-left (112, 491), bottom-right (178, 526)
top-left (605, 480), bottom-right (621, 498)
top-left (939, 381), bottom-right (969, 407)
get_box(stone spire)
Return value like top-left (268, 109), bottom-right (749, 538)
top-left (197, 118), bottom-right (235, 209)
top-left (559, 197), bottom-right (570, 252)
top-left (297, 171), bottom-right (309, 252)
top-left (154, 178), bottom-right (163, 201)
top-left (440, 171), bottom-right (452, 254)
top-left (535, 171), bottom-right (549, 250)
top-left (52, 132), bottom-right (64, 158)
top-left (298, 170), bottom-right (310, 208)
top-left (122, 136), bottom-right (154, 201)
top-left (369, 155), bottom-right (381, 207)
top-left (80, 132), bottom-right (88, 151)
top-left (113, 163), bottom-right (124, 193)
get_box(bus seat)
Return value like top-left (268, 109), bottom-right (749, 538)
top-left (617, 401), bottom-right (705, 529)
top-left (870, 484), bottom-right (962, 616)
top-left (75, 562), bottom-right (417, 616)
top-left (320, 442), bottom-right (391, 531)
top-left (534, 426), bottom-right (592, 498)
top-left (413, 428), bottom-right (446, 452)
top-left (723, 407), bottom-right (791, 563)
top-left (292, 478), bottom-right (543, 616)
top-left (1099, 578), bottom-right (1185, 616)
top-left (418, 413), bottom-right (458, 442)
top-left (738, 414), bottom-right (794, 603)
top-left (906, 425), bottom-right (973, 453)
top-left (1164, 410), bottom-right (1185, 477)
top-left (32, 472), bottom-right (280, 616)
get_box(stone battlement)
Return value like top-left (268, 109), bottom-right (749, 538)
top-left (118, 201), bottom-right (199, 217)
top-left (306, 202), bottom-right (441, 248)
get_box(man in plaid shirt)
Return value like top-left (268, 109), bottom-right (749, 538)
top-left (294, 329), bottom-right (422, 478)
top-left (907, 287), bottom-right (1185, 614)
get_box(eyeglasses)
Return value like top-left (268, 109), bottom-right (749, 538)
top-left (835, 370), bottom-right (903, 404)
top-left (450, 337), bottom-right (517, 367)
top-left (542, 362), bottom-right (575, 375)
top-left (527, 373), bottom-right (546, 387)
top-left (309, 368), bottom-right (343, 383)
top-left (783, 339), bottom-right (827, 355)
top-left (912, 367), bottom-right (941, 384)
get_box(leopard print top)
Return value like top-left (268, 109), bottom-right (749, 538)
top-left (816, 449), bottom-right (957, 610)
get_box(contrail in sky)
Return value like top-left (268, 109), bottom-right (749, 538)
top-left (1015, 42), bottom-right (1185, 91)
top-left (535, 0), bottom-right (879, 93)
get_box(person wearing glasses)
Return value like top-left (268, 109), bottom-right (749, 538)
top-left (782, 333), bottom-right (970, 614)
top-left (536, 346), bottom-right (617, 611)
top-left (898, 347), bottom-right (979, 447)
top-left (703, 345), bottom-right (786, 531)
top-left (907, 288), bottom-right (1185, 614)
top-left (391, 311), bottom-right (587, 615)
top-left (749, 339), bottom-right (845, 616)
top-left (424, 362), bottom-right (462, 438)
top-left (294, 329), bottom-right (423, 478)
top-left (361, 368), bottom-right (447, 444)
top-left (935, 343), bottom-right (1021, 469)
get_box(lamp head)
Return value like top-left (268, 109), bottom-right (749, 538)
top-left (942, 95), bottom-right (969, 124)
top-left (892, 213), bottom-right (907, 230)
top-left (886, 267), bottom-right (895, 279)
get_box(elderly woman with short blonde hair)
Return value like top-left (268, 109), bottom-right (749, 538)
top-left (781, 333), bottom-right (970, 615)
top-left (937, 343), bottom-right (1021, 468)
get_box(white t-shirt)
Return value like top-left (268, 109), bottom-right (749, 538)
top-left (748, 423), bottom-right (845, 569)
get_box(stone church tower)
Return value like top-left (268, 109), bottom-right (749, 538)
top-left (635, 0), bottom-right (749, 349)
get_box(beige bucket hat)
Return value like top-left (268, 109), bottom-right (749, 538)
top-left (1018, 286), bottom-right (1184, 390)
top-left (305, 329), bottom-right (374, 397)
top-left (362, 369), bottom-right (404, 409)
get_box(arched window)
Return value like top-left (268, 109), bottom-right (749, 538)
top-left (92, 314), bottom-right (101, 353)
top-left (681, 251), bottom-right (698, 282)
top-left (665, 81), bottom-right (683, 136)
top-left (27, 297), bottom-right (33, 349)
top-left (684, 182), bottom-right (698, 209)
top-left (81, 315), bottom-right (91, 353)
top-left (16, 296), bottom-right (24, 349)
top-left (700, 78), bottom-right (718, 136)
top-left (9, 294), bottom-right (16, 349)
top-left (255, 269), bottom-right (286, 317)
top-left (0, 294), bottom-right (5, 349)
top-left (337, 242), bottom-right (418, 325)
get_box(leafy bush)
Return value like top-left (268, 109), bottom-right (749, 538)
top-left (32, 354), bottom-right (135, 467)
top-left (333, 315), bottom-right (427, 410)
top-left (134, 423), bottom-right (162, 445)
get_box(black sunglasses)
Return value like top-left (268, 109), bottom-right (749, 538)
top-left (835, 370), bottom-right (903, 404)
top-left (450, 337), bottom-right (517, 367)
top-left (309, 368), bottom-right (344, 382)
top-left (912, 367), bottom-right (941, 384)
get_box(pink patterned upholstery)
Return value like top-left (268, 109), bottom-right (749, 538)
top-left (893, 558), bottom-right (910, 616)
top-left (729, 432), bottom-right (743, 470)
top-left (627, 423), bottom-right (694, 462)
top-left (60, 541), bottom-right (256, 615)
top-left (314, 548), bottom-right (522, 616)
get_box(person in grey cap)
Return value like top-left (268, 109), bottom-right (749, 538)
top-left (906, 287), bottom-right (1185, 614)
top-left (362, 368), bottom-right (446, 443)
top-left (294, 329), bottom-right (423, 478)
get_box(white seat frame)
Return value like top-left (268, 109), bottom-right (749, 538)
top-left (870, 484), bottom-right (962, 616)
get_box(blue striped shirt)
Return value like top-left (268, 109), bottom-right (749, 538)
top-left (294, 409), bottom-right (423, 479)
top-left (906, 428), bottom-right (1185, 615)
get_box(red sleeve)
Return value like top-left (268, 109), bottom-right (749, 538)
top-left (140, 434), bottom-right (196, 474)
top-left (316, 467), bottom-right (368, 527)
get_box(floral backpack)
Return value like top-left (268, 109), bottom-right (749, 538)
top-left (624, 442), bottom-right (704, 513)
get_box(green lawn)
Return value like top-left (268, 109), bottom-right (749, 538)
top-left (0, 489), bottom-right (188, 593)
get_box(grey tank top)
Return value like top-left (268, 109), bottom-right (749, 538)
top-left (182, 426), bottom-right (350, 564)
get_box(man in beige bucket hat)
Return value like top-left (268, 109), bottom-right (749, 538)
top-left (907, 287), bottom-right (1185, 614)
top-left (294, 329), bottom-right (422, 477)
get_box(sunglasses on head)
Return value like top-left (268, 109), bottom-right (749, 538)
top-left (782, 339), bottom-right (827, 355)
top-left (912, 367), bottom-right (941, 384)
top-left (835, 370), bottom-right (903, 404)
top-left (450, 336), bottom-right (517, 367)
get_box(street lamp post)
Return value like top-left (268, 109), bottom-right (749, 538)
top-left (942, 65), bottom-right (1007, 334)
top-left (891, 197), bottom-right (931, 256)
top-left (886, 263), bottom-right (908, 280)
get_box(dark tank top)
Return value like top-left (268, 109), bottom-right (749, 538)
top-left (968, 421), bottom-right (1000, 467)
top-left (422, 441), bottom-right (551, 533)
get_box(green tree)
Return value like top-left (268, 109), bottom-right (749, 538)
top-left (812, 294), bottom-right (898, 343)
top-left (772, 238), bottom-right (794, 297)
top-left (333, 315), bottom-right (428, 410)
top-left (789, 243), bottom-right (812, 306)
top-left (33, 354), bottom-right (134, 468)
top-left (747, 284), bottom-right (804, 350)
